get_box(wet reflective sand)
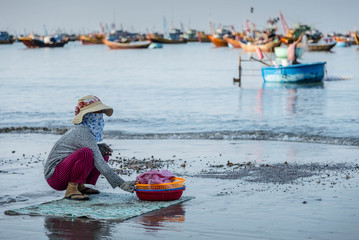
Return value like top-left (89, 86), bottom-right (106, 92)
top-left (1, 134), bottom-right (359, 239)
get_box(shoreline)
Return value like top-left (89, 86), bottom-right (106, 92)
top-left (1, 133), bottom-right (359, 239)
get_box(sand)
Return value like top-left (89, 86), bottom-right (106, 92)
top-left (0, 133), bottom-right (359, 239)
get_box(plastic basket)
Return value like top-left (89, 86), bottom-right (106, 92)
top-left (135, 186), bottom-right (186, 201)
top-left (136, 177), bottom-right (185, 190)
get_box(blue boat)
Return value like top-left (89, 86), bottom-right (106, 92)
top-left (261, 62), bottom-right (326, 83)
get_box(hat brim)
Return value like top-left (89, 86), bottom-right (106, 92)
top-left (72, 102), bottom-right (113, 124)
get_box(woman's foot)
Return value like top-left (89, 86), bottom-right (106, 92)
top-left (65, 182), bottom-right (89, 201)
top-left (78, 184), bottom-right (100, 194)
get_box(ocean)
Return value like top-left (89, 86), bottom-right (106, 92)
top-left (0, 41), bottom-right (358, 146)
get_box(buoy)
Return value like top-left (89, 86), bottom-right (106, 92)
top-left (255, 47), bottom-right (264, 60)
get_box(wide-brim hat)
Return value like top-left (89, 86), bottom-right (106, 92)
top-left (72, 95), bottom-right (113, 124)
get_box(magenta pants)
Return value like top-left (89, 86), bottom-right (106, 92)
top-left (47, 147), bottom-right (109, 191)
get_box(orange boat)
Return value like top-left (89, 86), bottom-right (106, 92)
top-left (224, 37), bottom-right (242, 48)
top-left (236, 40), bottom-right (281, 52)
top-left (208, 35), bottom-right (228, 47)
top-left (354, 33), bottom-right (359, 45)
top-left (103, 39), bottom-right (151, 49)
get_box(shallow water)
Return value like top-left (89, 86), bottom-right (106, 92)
top-left (0, 42), bottom-right (358, 145)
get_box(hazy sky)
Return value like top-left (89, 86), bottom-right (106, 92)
top-left (1, 0), bottom-right (358, 35)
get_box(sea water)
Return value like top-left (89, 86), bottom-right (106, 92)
top-left (0, 42), bottom-right (358, 146)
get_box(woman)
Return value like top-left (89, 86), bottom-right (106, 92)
top-left (44, 95), bottom-right (136, 201)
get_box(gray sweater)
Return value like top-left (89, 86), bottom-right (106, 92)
top-left (44, 125), bottom-right (124, 188)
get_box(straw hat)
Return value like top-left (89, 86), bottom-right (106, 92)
top-left (72, 95), bottom-right (113, 124)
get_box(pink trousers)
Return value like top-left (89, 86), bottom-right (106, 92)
top-left (47, 147), bottom-right (109, 191)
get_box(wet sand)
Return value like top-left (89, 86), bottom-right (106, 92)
top-left (1, 133), bottom-right (359, 239)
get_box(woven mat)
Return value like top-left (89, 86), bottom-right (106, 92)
top-left (4, 192), bottom-right (194, 220)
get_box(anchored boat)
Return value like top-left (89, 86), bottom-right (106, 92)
top-left (261, 62), bottom-right (326, 83)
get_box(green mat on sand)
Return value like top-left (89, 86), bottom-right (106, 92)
top-left (5, 193), bottom-right (194, 220)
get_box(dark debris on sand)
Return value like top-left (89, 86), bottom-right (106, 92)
top-left (109, 156), bottom-right (174, 176)
top-left (192, 162), bottom-right (359, 184)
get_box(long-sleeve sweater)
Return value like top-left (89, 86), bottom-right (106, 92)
top-left (44, 125), bottom-right (124, 188)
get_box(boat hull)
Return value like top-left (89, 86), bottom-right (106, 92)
top-left (353, 33), bottom-right (358, 45)
top-left (208, 35), bottom-right (228, 47)
top-left (307, 43), bottom-right (336, 51)
top-left (262, 62), bottom-right (326, 83)
top-left (147, 34), bottom-right (187, 44)
top-left (18, 37), bottom-right (67, 48)
top-left (103, 39), bottom-right (151, 49)
top-left (79, 34), bottom-right (105, 45)
top-left (224, 37), bottom-right (242, 48)
top-left (0, 39), bottom-right (15, 44)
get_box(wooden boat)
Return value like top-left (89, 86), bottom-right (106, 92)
top-left (333, 36), bottom-right (351, 47)
top-left (196, 31), bottom-right (210, 42)
top-left (18, 36), bottom-right (68, 48)
top-left (306, 42), bottom-right (336, 51)
top-left (0, 31), bottom-right (15, 44)
top-left (274, 47), bottom-right (304, 59)
top-left (208, 35), bottom-right (228, 47)
top-left (147, 33), bottom-right (187, 44)
top-left (354, 33), bottom-right (359, 45)
top-left (79, 34), bottom-right (105, 44)
top-left (261, 62), bottom-right (326, 83)
top-left (280, 35), bottom-right (322, 45)
top-left (224, 37), bottom-right (242, 48)
top-left (183, 29), bottom-right (199, 42)
top-left (237, 39), bottom-right (281, 52)
top-left (103, 39), bottom-right (151, 49)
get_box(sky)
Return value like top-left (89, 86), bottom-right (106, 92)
top-left (1, 0), bottom-right (358, 35)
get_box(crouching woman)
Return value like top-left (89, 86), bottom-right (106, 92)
top-left (44, 95), bottom-right (136, 201)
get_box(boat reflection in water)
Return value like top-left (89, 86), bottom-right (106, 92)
top-left (256, 81), bottom-right (325, 117)
top-left (262, 81), bottom-right (324, 89)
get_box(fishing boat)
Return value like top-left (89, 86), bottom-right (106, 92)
top-left (208, 35), bottom-right (228, 47)
top-left (147, 33), bottom-right (187, 44)
top-left (224, 37), bottom-right (242, 48)
top-left (103, 39), bottom-right (151, 49)
top-left (261, 62), bottom-right (326, 83)
top-left (237, 39), bottom-right (281, 52)
top-left (18, 35), bottom-right (69, 48)
top-left (196, 31), bottom-right (210, 42)
top-left (147, 28), bottom-right (187, 44)
top-left (353, 32), bottom-right (359, 45)
top-left (0, 31), bottom-right (15, 44)
top-left (306, 37), bottom-right (336, 51)
top-left (307, 42), bottom-right (336, 51)
top-left (183, 29), bottom-right (199, 42)
top-left (333, 36), bottom-right (351, 47)
top-left (79, 34), bottom-right (105, 45)
top-left (274, 47), bottom-right (304, 59)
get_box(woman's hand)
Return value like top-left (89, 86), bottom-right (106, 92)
top-left (98, 143), bottom-right (113, 156)
top-left (119, 180), bottom-right (137, 193)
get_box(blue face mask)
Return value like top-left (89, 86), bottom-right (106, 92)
top-left (80, 113), bottom-right (105, 142)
